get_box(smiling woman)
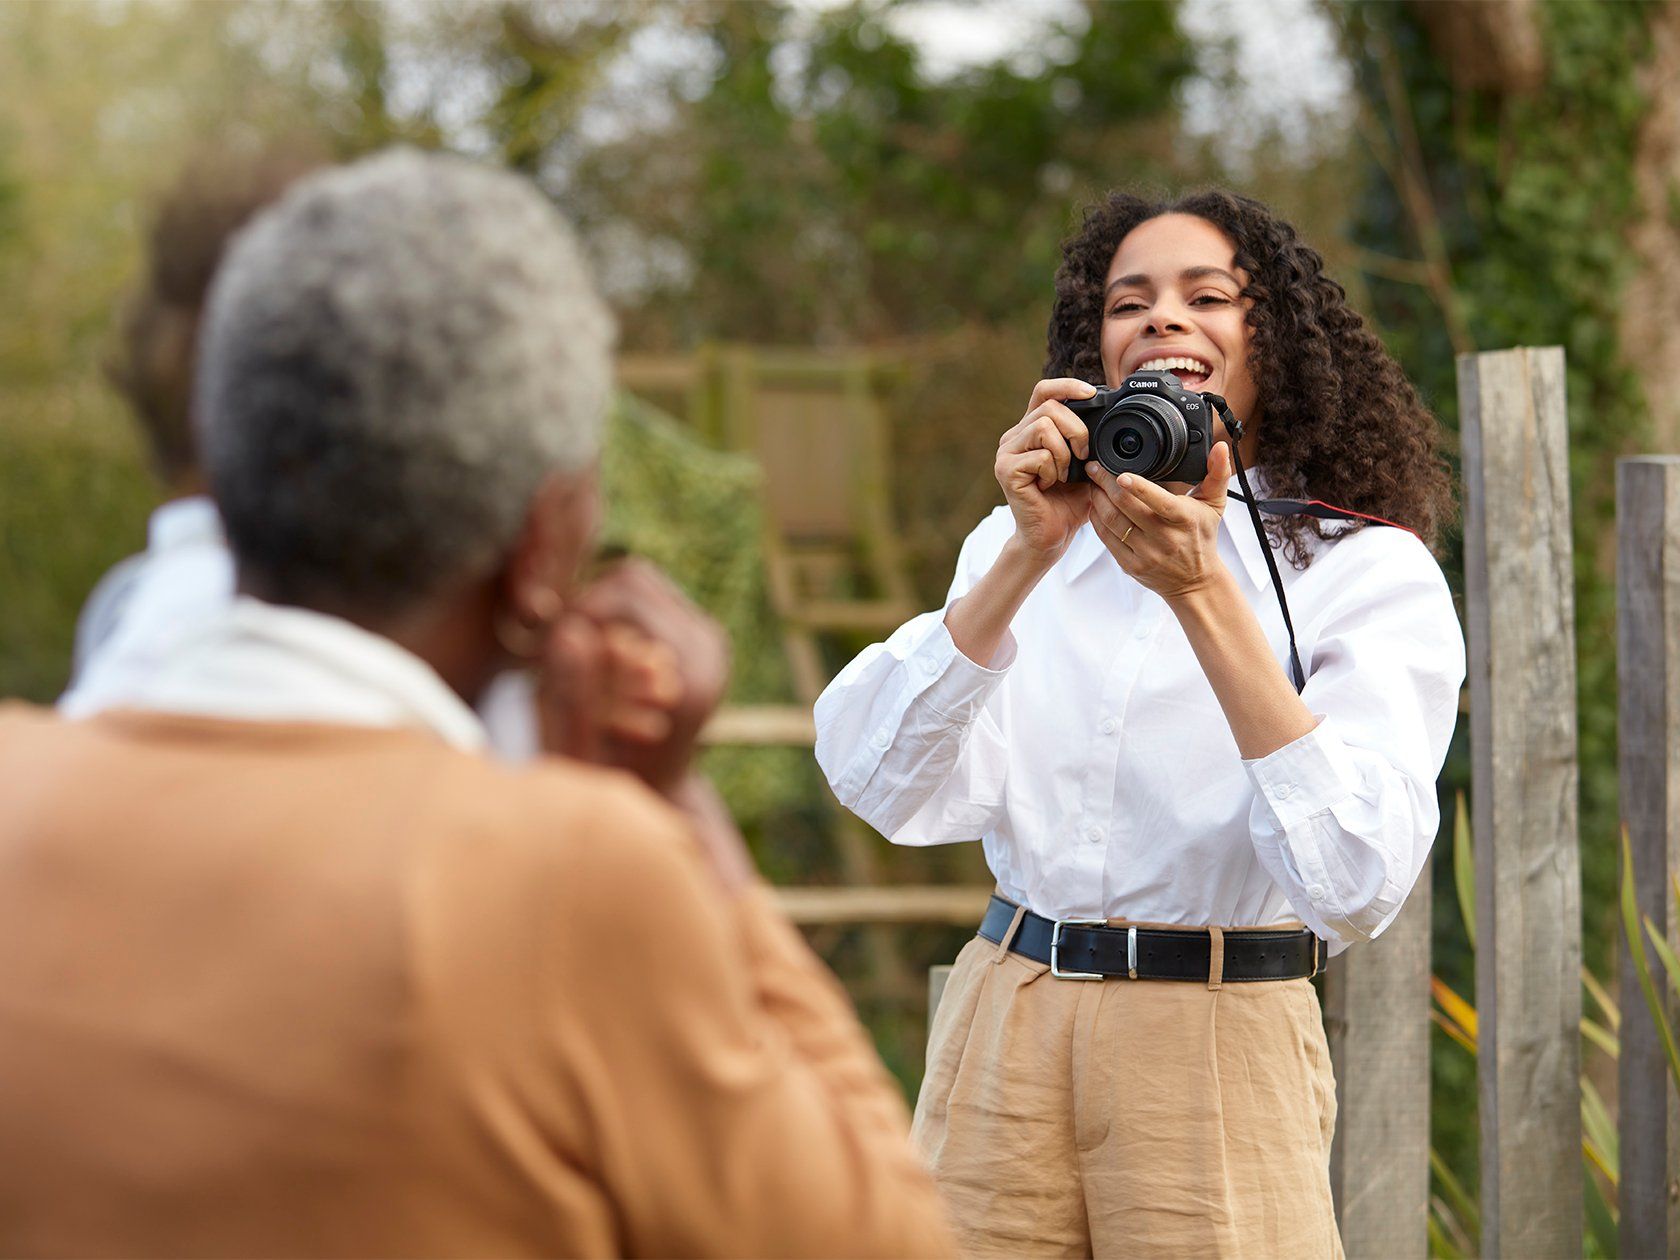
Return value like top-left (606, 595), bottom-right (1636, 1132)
top-left (814, 185), bottom-right (1465, 1257)
top-left (1050, 189), bottom-right (1455, 564)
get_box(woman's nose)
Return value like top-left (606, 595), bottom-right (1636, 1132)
top-left (1144, 303), bottom-right (1190, 336)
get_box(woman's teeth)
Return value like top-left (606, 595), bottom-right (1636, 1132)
top-left (1138, 356), bottom-right (1212, 379)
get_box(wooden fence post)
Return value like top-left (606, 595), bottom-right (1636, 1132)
top-left (1617, 455), bottom-right (1680, 1259)
top-left (1459, 345), bottom-right (1583, 1257)
top-left (1324, 854), bottom-right (1432, 1258)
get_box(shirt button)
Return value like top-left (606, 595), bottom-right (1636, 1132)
top-left (1086, 825), bottom-right (1103, 843)
top-left (1132, 622), bottom-right (1151, 641)
top-left (871, 730), bottom-right (891, 751)
top-left (1308, 884), bottom-right (1328, 901)
top-left (1276, 783), bottom-right (1295, 799)
top-left (919, 657), bottom-right (939, 676)
top-left (1100, 718), bottom-right (1118, 735)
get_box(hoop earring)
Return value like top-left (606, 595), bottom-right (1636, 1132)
top-left (494, 588), bottom-right (562, 662)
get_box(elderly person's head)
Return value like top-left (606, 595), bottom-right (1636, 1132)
top-left (195, 148), bottom-right (614, 700)
top-left (108, 140), bottom-right (323, 494)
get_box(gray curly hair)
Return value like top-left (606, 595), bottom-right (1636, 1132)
top-left (196, 147), bottom-right (615, 616)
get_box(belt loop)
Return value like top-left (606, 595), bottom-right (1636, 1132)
top-left (1207, 926), bottom-right (1224, 990)
top-left (992, 904), bottom-right (1027, 964)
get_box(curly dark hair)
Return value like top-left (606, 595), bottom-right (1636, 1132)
top-left (1045, 188), bottom-right (1455, 564)
top-left (107, 139), bottom-right (324, 486)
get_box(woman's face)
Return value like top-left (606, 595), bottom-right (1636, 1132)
top-left (1099, 213), bottom-right (1260, 428)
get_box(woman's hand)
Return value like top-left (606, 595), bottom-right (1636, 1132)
top-left (1085, 439), bottom-right (1236, 601)
top-left (995, 379), bottom-right (1097, 557)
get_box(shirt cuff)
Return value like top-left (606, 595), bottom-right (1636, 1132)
top-left (1243, 714), bottom-right (1360, 829)
top-left (906, 617), bottom-right (1014, 722)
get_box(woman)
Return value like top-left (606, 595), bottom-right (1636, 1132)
top-left (815, 189), bottom-right (1464, 1257)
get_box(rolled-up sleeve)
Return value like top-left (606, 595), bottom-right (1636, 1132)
top-left (1243, 533), bottom-right (1465, 952)
top-left (813, 512), bottom-right (1013, 844)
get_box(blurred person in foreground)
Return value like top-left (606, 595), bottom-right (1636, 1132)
top-left (62, 143), bottom-right (319, 704)
top-left (0, 149), bottom-right (955, 1259)
top-left (61, 142), bottom-right (541, 759)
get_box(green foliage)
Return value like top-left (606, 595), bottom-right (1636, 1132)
top-left (0, 392), bottom-right (157, 703)
top-left (563, 0), bottom-right (1195, 346)
top-left (1342, 0), bottom-right (1664, 1209)
top-left (597, 392), bottom-right (819, 842)
top-left (1345, 0), bottom-right (1659, 968)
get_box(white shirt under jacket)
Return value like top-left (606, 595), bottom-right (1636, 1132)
top-left (814, 483), bottom-right (1465, 955)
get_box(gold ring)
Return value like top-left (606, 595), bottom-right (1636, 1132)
top-left (1121, 525), bottom-right (1135, 545)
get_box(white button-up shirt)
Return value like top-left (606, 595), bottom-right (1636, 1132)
top-left (814, 489), bottom-right (1465, 954)
top-left (61, 496), bottom-right (234, 716)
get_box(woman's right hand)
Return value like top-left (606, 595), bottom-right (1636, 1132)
top-left (995, 378), bottom-right (1097, 557)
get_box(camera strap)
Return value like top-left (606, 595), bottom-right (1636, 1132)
top-left (1201, 395), bottom-right (1405, 694)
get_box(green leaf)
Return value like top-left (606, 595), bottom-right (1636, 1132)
top-left (1581, 1016), bottom-right (1619, 1063)
top-left (1430, 1146), bottom-right (1481, 1243)
top-left (1621, 832), bottom-right (1680, 1089)
top-left (1582, 965), bottom-right (1621, 1032)
top-left (1427, 1211), bottom-right (1467, 1260)
top-left (1453, 791), bottom-right (1475, 949)
top-left (1585, 1157), bottom-right (1620, 1259)
top-left (1648, 918), bottom-right (1680, 1002)
top-left (1581, 1075), bottom-right (1618, 1180)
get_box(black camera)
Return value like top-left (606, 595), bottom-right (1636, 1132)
top-left (1065, 371), bottom-right (1217, 485)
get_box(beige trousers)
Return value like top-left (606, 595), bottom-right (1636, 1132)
top-left (912, 927), bottom-right (1343, 1259)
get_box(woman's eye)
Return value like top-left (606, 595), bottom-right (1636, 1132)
top-left (1192, 294), bottom-right (1232, 306)
top-left (1108, 300), bottom-right (1145, 315)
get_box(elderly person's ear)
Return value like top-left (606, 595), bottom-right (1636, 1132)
top-left (494, 466), bottom-right (601, 662)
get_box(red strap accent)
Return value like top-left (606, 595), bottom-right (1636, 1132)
top-left (1258, 497), bottom-right (1419, 540)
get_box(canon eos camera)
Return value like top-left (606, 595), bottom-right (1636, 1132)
top-left (1065, 371), bottom-right (1218, 485)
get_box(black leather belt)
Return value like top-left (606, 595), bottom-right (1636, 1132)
top-left (979, 895), bottom-right (1326, 982)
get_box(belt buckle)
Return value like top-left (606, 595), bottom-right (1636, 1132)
top-left (1050, 918), bottom-right (1110, 980)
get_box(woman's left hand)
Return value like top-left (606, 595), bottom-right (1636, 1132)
top-left (1084, 440), bottom-right (1235, 601)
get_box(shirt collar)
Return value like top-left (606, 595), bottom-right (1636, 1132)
top-left (1060, 466), bottom-right (1279, 593)
top-left (108, 594), bottom-right (489, 753)
top-left (146, 494), bottom-right (224, 552)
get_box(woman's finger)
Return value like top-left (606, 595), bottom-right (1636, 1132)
top-left (1088, 481), bottom-right (1143, 539)
top-left (1040, 400), bottom-right (1090, 461)
top-left (1113, 471), bottom-right (1189, 525)
top-left (1000, 404), bottom-right (1078, 473)
top-left (1027, 377), bottom-right (1098, 412)
top-left (1189, 440), bottom-right (1234, 508)
top-left (1084, 463), bottom-right (1164, 525)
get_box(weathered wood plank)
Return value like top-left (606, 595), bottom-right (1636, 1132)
top-left (700, 704), bottom-right (816, 746)
top-left (928, 964), bottom-right (954, 1024)
top-left (775, 885), bottom-right (992, 927)
top-left (1459, 345), bottom-right (1583, 1257)
top-left (1618, 455), bottom-right (1680, 1259)
top-left (1325, 855), bottom-right (1432, 1258)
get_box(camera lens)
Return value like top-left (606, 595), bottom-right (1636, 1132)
top-left (1092, 395), bottom-right (1188, 480)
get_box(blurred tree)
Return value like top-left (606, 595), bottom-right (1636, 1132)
top-left (557, 0), bottom-right (1195, 348)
